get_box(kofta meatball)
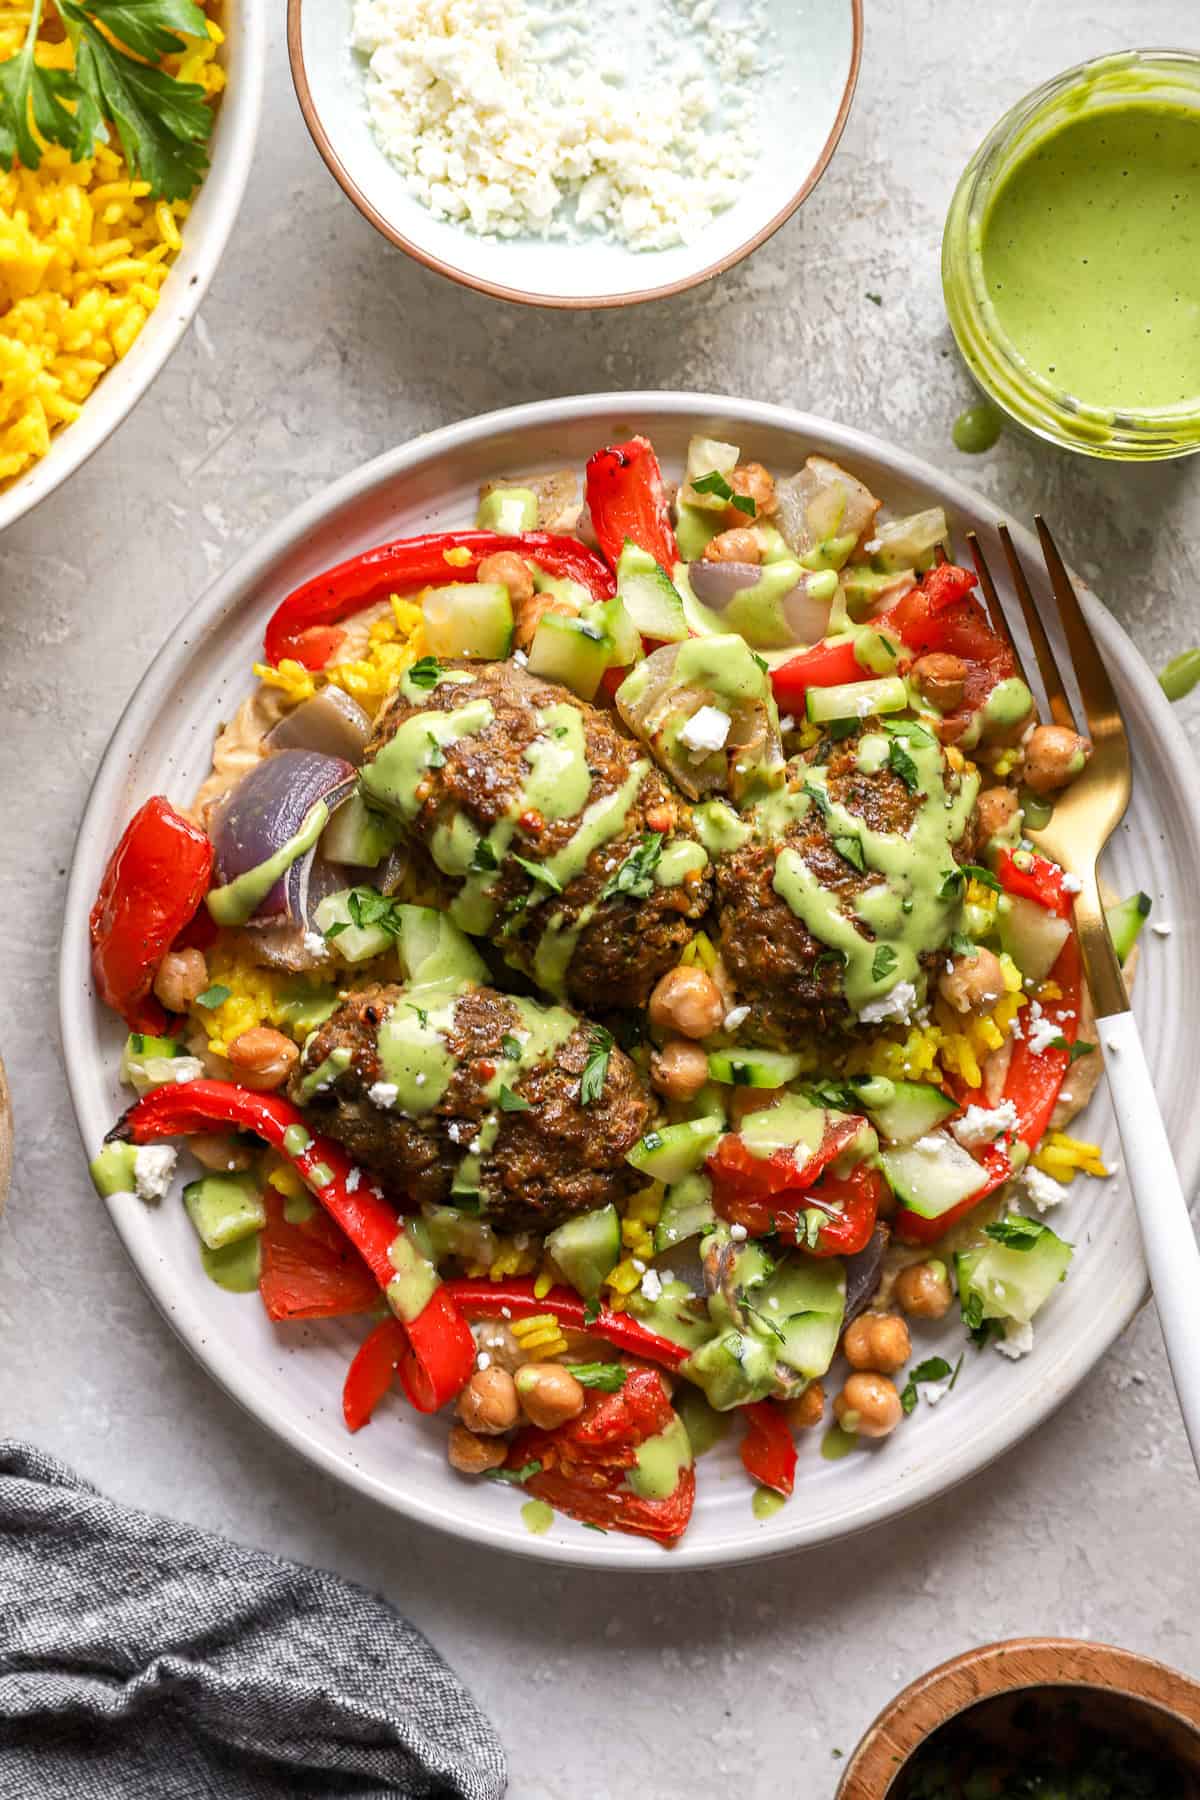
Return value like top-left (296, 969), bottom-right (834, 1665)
top-left (289, 982), bottom-right (651, 1234)
top-left (359, 660), bottom-right (710, 1010)
top-left (715, 721), bottom-right (978, 1042)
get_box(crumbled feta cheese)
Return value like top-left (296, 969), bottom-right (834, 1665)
top-left (169, 1057), bottom-right (206, 1085)
top-left (778, 714), bottom-right (795, 732)
top-left (723, 1004), bottom-right (750, 1030)
top-left (1022, 999), bottom-right (1063, 1057)
top-left (500, 1305), bottom-right (512, 1319)
top-left (862, 537), bottom-right (881, 555)
top-left (133, 1145), bottom-right (177, 1204)
top-left (678, 705), bottom-right (731, 758)
top-left (631, 1258), bottom-right (646, 1273)
top-left (922, 1378), bottom-right (954, 1406)
top-left (640, 1268), bottom-right (664, 1302)
top-left (512, 649), bottom-right (528, 667)
top-left (476, 1350), bottom-right (491, 1370)
top-left (1151, 921), bottom-right (1173, 938)
top-left (994, 1320), bottom-right (1034, 1359)
top-left (1060, 873), bottom-right (1082, 894)
top-left (951, 1099), bottom-right (1018, 1149)
top-left (857, 980), bottom-right (917, 1026)
top-left (303, 929), bottom-right (329, 957)
top-left (729, 1222), bottom-right (748, 1242)
top-left (1022, 1166), bottom-right (1065, 1213)
top-left (345, 1166), bottom-right (362, 1193)
top-left (368, 1081), bottom-right (399, 1109)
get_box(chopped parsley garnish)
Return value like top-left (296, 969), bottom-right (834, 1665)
top-left (485, 1460), bottom-right (542, 1486)
top-left (887, 738), bottom-right (921, 792)
top-left (813, 947), bottom-right (847, 977)
top-left (195, 983), bottom-right (230, 1010)
top-left (865, 291), bottom-right (883, 305)
top-left (566, 1362), bottom-right (627, 1391)
top-left (827, 717), bottom-right (859, 740)
top-left (751, 651), bottom-right (769, 673)
top-left (0, 0), bottom-right (215, 202)
top-left (580, 1026), bottom-right (614, 1107)
top-left (871, 943), bottom-right (898, 983)
top-left (512, 854), bottom-right (563, 893)
top-left (741, 1296), bottom-right (786, 1343)
top-left (984, 1215), bottom-right (1047, 1251)
top-left (948, 931), bottom-right (979, 959)
top-left (470, 838), bottom-right (499, 874)
top-left (691, 469), bottom-right (754, 515)
top-left (583, 1298), bottom-right (602, 1326)
top-left (1050, 1035), bottom-right (1096, 1062)
top-left (800, 1209), bottom-right (825, 1250)
top-left (833, 833), bottom-right (866, 873)
top-left (498, 1085), bottom-right (531, 1113)
top-left (426, 734), bottom-right (446, 769)
top-left (881, 717), bottom-right (935, 746)
top-left (939, 867), bottom-right (966, 901)
top-left (599, 831), bottom-right (663, 901)
top-left (960, 862), bottom-right (1001, 892)
top-left (406, 656), bottom-right (443, 690)
top-left (802, 781), bottom-right (832, 819)
top-left (640, 1130), bottom-right (664, 1153)
top-left (899, 1353), bottom-right (961, 1414)
top-left (322, 886), bottom-right (403, 940)
top-left (407, 1003), bottom-right (429, 1028)
top-left (500, 1034), bottom-right (523, 1061)
top-left (961, 1291), bottom-right (1003, 1348)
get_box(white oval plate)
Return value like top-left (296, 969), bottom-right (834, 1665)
top-left (61, 395), bottom-right (1200, 1570)
top-left (288, 0), bottom-right (861, 307)
top-left (0, 0), bottom-right (266, 535)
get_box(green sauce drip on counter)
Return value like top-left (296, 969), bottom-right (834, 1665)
top-left (952, 401), bottom-right (1004, 454)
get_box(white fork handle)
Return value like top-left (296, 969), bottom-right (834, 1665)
top-left (1097, 1008), bottom-right (1200, 1475)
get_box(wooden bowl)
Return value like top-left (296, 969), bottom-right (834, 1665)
top-left (837, 1639), bottom-right (1200, 1798)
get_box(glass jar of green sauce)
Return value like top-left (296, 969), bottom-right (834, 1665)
top-left (942, 51), bottom-right (1200, 460)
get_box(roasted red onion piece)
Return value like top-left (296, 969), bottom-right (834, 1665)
top-left (775, 457), bottom-right (880, 556)
top-left (265, 688), bottom-right (372, 764)
top-left (211, 751), bottom-right (357, 922)
top-left (686, 560), bottom-right (761, 609)
top-left (843, 1225), bottom-right (889, 1324)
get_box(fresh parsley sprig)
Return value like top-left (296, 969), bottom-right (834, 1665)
top-left (566, 1363), bottom-right (627, 1391)
top-left (580, 1025), bottom-right (613, 1107)
top-left (691, 469), bottom-right (756, 518)
top-left (899, 1353), bottom-right (961, 1414)
top-left (599, 831), bottom-right (663, 902)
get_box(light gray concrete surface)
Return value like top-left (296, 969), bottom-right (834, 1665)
top-left (2, 2), bottom-right (1199, 1793)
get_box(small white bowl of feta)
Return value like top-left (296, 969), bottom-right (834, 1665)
top-left (287, 0), bottom-right (862, 306)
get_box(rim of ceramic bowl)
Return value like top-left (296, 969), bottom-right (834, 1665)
top-left (0, 0), bottom-right (267, 535)
top-left (837, 1638), bottom-right (1200, 1798)
top-left (285, 0), bottom-right (863, 309)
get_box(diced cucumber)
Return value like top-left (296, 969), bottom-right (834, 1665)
top-left (531, 571), bottom-right (592, 609)
top-left (674, 501), bottom-right (722, 561)
top-left (997, 893), bottom-right (1072, 983)
top-left (864, 1079), bottom-right (958, 1147)
top-left (615, 540), bottom-right (688, 643)
top-left (881, 1132), bottom-right (985, 1221)
top-left (799, 532), bottom-right (858, 572)
top-left (90, 1141), bottom-right (138, 1198)
top-left (526, 612), bottom-right (612, 700)
top-left (681, 435), bottom-right (740, 511)
top-left (871, 508), bottom-right (949, 573)
top-left (683, 1325), bottom-right (777, 1410)
top-left (589, 595), bottom-right (643, 669)
top-left (424, 1205), bottom-right (497, 1264)
top-left (654, 1172), bottom-right (716, 1252)
top-left (956, 1216), bottom-right (1073, 1326)
top-left (706, 1048), bottom-right (804, 1089)
top-left (393, 904), bottom-right (488, 987)
top-left (1106, 890), bottom-right (1152, 965)
top-left (546, 1203), bottom-right (621, 1300)
top-left (805, 675), bottom-right (908, 723)
top-left (421, 582), bottom-right (514, 659)
top-left (476, 485), bottom-right (538, 533)
top-left (853, 626), bottom-right (905, 675)
top-left (760, 1255), bottom-right (846, 1381)
top-left (314, 888), bottom-right (392, 964)
top-left (320, 792), bottom-right (401, 868)
top-left (627, 1116), bottom-right (724, 1184)
top-left (840, 565), bottom-right (916, 618)
top-left (120, 1033), bottom-right (204, 1096)
top-left (182, 1171), bottom-right (266, 1251)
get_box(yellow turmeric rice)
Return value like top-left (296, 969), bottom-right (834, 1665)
top-left (0, 1), bottom-right (224, 484)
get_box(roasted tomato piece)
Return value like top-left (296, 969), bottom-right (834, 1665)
top-left (259, 1191), bottom-right (380, 1322)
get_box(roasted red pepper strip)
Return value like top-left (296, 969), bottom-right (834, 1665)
top-left (343, 1318), bottom-right (406, 1432)
top-left (264, 531), bottom-right (616, 669)
top-left (509, 1366), bottom-right (695, 1544)
top-left (996, 847), bottom-right (1072, 918)
top-left (442, 1277), bottom-right (689, 1370)
top-left (585, 437), bottom-right (678, 573)
top-left (770, 638), bottom-right (872, 713)
top-left (708, 1114), bottom-right (881, 1254)
top-left (90, 797), bottom-right (214, 1033)
top-left (894, 933), bottom-right (1083, 1244)
top-left (739, 1400), bottom-right (796, 1497)
top-left (259, 1191), bottom-right (380, 1322)
top-left (396, 1288), bottom-right (478, 1413)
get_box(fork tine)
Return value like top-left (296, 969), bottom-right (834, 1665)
top-left (1034, 516), bottom-right (1127, 754)
top-left (997, 523), bottom-right (1079, 733)
top-left (965, 531), bottom-right (1034, 693)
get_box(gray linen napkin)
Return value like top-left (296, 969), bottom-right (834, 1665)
top-left (0, 1441), bottom-right (507, 1800)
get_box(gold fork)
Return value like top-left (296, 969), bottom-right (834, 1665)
top-left (969, 519), bottom-right (1200, 1474)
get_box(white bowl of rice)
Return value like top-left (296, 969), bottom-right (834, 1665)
top-left (0, 0), bottom-right (266, 534)
top-left (288, 0), bottom-right (861, 308)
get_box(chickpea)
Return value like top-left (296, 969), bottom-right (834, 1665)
top-left (227, 1027), bottom-right (300, 1091)
top-left (703, 527), bottom-right (761, 565)
top-left (152, 947), bottom-right (208, 1014)
top-left (784, 1382), bottom-right (825, 1430)
top-left (447, 1425), bottom-right (509, 1475)
top-left (514, 1363), bottom-right (585, 1430)
top-left (975, 786), bottom-right (1020, 842)
top-left (834, 1372), bottom-right (902, 1440)
top-left (512, 589), bottom-right (577, 651)
top-left (650, 1037), bottom-right (710, 1103)
top-left (1023, 723), bottom-right (1092, 796)
top-left (726, 461), bottom-right (777, 522)
top-left (648, 965), bottom-right (725, 1040)
top-left (476, 550), bottom-right (535, 607)
top-left (842, 1312), bottom-right (911, 1375)
top-left (189, 1132), bottom-right (255, 1174)
top-left (911, 652), bottom-right (966, 713)
top-left (895, 1260), bottom-right (953, 1320)
top-left (937, 944), bottom-right (1006, 1016)
top-left (456, 1365), bottom-right (520, 1435)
